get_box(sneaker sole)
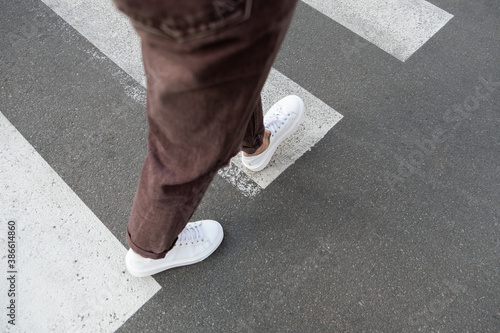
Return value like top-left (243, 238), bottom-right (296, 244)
top-left (126, 225), bottom-right (224, 277)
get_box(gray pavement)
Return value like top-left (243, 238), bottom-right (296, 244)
top-left (1, 0), bottom-right (499, 331)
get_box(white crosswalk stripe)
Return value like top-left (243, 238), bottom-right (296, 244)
top-left (1, 0), bottom-right (456, 331)
top-left (220, 69), bottom-right (342, 196)
top-left (0, 113), bottom-right (161, 332)
top-left (302, 0), bottom-right (453, 61)
top-left (40, 0), bottom-right (343, 196)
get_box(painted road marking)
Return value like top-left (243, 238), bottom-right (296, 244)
top-left (302, 0), bottom-right (453, 61)
top-left (219, 69), bottom-right (343, 196)
top-left (41, 0), bottom-right (343, 196)
top-left (0, 113), bottom-right (161, 332)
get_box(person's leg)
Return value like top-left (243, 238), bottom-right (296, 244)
top-left (114, 0), bottom-right (299, 265)
top-left (240, 97), bottom-right (266, 155)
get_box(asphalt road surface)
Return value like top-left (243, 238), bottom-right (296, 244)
top-left (1, 0), bottom-right (499, 331)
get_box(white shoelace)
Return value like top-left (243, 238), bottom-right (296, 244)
top-left (176, 224), bottom-right (203, 246)
top-left (266, 106), bottom-right (290, 136)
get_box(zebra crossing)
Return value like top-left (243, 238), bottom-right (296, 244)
top-left (302, 0), bottom-right (453, 62)
top-left (3, 0), bottom-right (488, 332)
top-left (0, 114), bottom-right (161, 332)
top-left (39, 0), bottom-right (452, 196)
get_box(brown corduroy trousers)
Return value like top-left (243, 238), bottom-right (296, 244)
top-left (113, 0), bottom-right (298, 259)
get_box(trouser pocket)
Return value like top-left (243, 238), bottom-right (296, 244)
top-left (113, 0), bottom-right (252, 42)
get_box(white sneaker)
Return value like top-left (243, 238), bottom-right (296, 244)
top-left (242, 95), bottom-right (305, 172)
top-left (126, 220), bottom-right (223, 277)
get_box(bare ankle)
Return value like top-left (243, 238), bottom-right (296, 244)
top-left (243, 130), bottom-right (270, 156)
